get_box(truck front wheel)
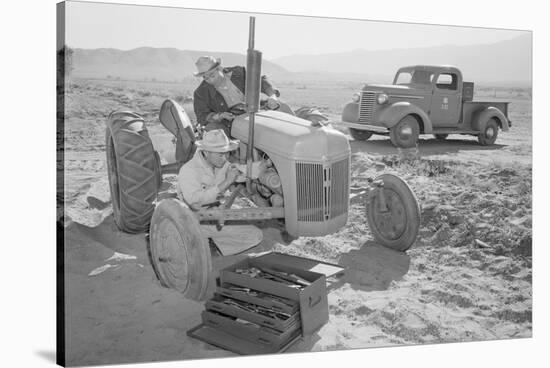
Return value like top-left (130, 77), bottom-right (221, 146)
top-left (478, 118), bottom-right (499, 146)
top-left (390, 116), bottom-right (419, 148)
top-left (349, 128), bottom-right (373, 141)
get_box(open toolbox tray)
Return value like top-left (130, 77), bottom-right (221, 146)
top-left (217, 283), bottom-right (300, 315)
top-left (206, 293), bottom-right (300, 332)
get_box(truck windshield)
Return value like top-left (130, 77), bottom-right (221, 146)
top-left (394, 70), bottom-right (433, 85)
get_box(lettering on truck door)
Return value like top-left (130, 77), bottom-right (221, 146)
top-left (429, 72), bottom-right (461, 127)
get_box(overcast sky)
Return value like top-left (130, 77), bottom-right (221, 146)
top-left (65, 1), bottom-right (528, 60)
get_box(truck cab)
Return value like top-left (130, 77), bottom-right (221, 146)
top-left (341, 65), bottom-right (511, 148)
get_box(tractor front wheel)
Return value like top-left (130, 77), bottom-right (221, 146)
top-left (149, 199), bottom-right (212, 301)
top-left (366, 174), bottom-right (421, 251)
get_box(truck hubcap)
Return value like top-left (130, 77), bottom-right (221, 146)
top-left (372, 189), bottom-right (407, 240)
top-left (400, 125), bottom-right (413, 138)
top-left (486, 127), bottom-right (495, 139)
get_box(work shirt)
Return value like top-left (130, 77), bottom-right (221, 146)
top-left (215, 72), bottom-right (245, 109)
top-left (177, 150), bottom-right (230, 209)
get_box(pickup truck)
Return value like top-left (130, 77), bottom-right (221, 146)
top-left (341, 65), bottom-right (512, 148)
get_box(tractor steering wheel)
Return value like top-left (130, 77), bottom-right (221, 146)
top-left (228, 100), bottom-right (281, 116)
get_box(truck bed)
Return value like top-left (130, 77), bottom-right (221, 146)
top-left (462, 101), bottom-right (509, 127)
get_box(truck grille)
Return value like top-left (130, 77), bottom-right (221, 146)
top-left (359, 91), bottom-right (375, 122)
top-left (296, 158), bottom-right (349, 222)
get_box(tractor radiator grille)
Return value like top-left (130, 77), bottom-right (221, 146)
top-left (296, 158), bottom-right (349, 222)
top-left (359, 91), bottom-right (375, 122)
top-left (330, 158), bottom-right (349, 218)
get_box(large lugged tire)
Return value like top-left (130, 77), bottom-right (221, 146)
top-left (478, 118), bottom-right (499, 146)
top-left (366, 174), bottom-right (421, 251)
top-left (390, 115), bottom-right (420, 148)
top-left (149, 199), bottom-right (212, 301)
top-left (349, 128), bottom-right (373, 141)
top-left (106, 111), bottom-right (161, 233)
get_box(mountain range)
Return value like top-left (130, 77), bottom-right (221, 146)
top-left (71, 34), bottom-right (531, 87)
top-left (273, 34), bottom-right (532, 87)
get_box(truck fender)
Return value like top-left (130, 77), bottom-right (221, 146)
top-left (342, 102), bottom-right (359, 123)
top-left (379, 101), bottom-right (433, 133)
top-left (472, 106), bottom-right (510, 132)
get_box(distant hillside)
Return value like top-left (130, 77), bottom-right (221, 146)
top-left (72, 47), bottom-right (290, 81)
top-left (71, 34), bottom-right (531, 88)
top-left (273, 34), bottom-right (532, 87)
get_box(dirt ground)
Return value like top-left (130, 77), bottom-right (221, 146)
top-left (60, 79), bottom-right (532, 366)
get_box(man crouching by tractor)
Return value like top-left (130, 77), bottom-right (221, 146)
top-left (177, 129), bottom-right (263, 255)
top-left (193, 55), bottom-right (281, 137)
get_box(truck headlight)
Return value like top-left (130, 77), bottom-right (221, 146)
top-left (352, 92), bottom-right (361, 103)
top-left (377, 93), bottom-right (389, 104)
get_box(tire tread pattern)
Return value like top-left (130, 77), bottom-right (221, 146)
top-left (106, 112), bottom-right (160, 233)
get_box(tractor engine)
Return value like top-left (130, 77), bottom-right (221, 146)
top-left (231, 110), bottom-right (351, 237)
top-left (245, 158), bottom-right (284, 208)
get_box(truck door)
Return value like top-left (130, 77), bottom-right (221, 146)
top-left (429, 72), bottom-right (461, 127)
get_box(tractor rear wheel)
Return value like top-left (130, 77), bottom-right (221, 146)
top-left (106, 111), bottom-right (161, 233)
top-left (366, 174), bottom-right (421, 251)
top-left (390, 115), bottom-right (419, 148)
top-left (149, 199), bottom-right (212, 301)
top-left (349, 128), bottom-right (373, 141)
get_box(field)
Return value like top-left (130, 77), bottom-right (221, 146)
top-left (59, 77), bottom-right (532, 366)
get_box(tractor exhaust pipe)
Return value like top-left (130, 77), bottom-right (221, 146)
top-left (245, 16), bottom-right (262, 193)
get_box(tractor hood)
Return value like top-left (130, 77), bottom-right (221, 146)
top-left (231, 110), bottom-right (350, 162)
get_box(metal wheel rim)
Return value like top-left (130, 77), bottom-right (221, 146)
top-left (486, 126), bottom-right (496, 139)
top-left (372, 188), bottom-right (407, 240)
top-left (400, 125), bottom-right (413, 139)
top-left (157, 218), bottom-right (189, 290)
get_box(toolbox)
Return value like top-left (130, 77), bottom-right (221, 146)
top-left (188, 252), bottom-right (344, 355)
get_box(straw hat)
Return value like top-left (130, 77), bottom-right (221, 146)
top-left (193, 56), bottom-right (221, 77)
top-left (196, 129), bottom-right (239, 152)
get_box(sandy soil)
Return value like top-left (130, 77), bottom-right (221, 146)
top-left (60, 79), bottom-right (532, 366)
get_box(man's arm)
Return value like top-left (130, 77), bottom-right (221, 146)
top-left (260, 74), bottom-right (279, 98)
top-left (233, 65), bottom-right (279, 98)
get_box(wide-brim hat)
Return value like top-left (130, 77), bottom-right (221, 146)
top-left (196, 129), bottom-right (239, 153)
top-left (193, 56), bottom-right (221, 77)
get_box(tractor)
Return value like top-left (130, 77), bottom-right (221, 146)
top-left (105, 18), bottom-right (421, 301)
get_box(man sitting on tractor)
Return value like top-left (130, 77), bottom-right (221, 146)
top-left (177, 129), bottom-right (263, 255)
top-left (193, 55), bottom-right (280, 137)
